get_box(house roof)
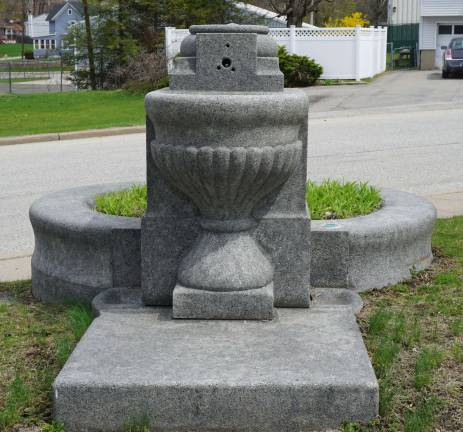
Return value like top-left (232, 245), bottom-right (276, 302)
top-left (46, 1), bottom-right (83, 21)
top-left (234, 2), bottom-right (317, 28)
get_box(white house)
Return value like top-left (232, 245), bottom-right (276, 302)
top-left (25, 1), bottom-right (83, 57)
top-left (388, 0), bottom-right (463, 69)
top-left (420, 0), bottom-right (463, 69)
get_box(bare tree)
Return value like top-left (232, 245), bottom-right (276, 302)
top-left (269, 0), bottom-right (332, 27)
top-left (357, 0), bottom-right (387, 25)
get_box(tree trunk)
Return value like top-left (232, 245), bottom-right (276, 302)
top-left (286, 0), bottom-right (307, 27)
top-left (82, 0), bottom-right (96, 90)
top-left (21, 0), bottom-right (26, 59)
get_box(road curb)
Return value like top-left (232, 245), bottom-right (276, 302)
top-left (0, 126), bottom-right (146, 146)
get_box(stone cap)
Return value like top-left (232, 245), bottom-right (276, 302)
top-left (169, 23), bottom-right (283, 92)
top-left (189, 24), bottom-right (269, 34)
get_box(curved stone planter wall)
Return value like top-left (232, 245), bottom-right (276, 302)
top-left (30, 184), bottom-right (436, 304)
top-left (30, 183), bottom-right (141, 304)
top-left (311, 189), bottom-right (436, 290)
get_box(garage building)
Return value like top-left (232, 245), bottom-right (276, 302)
top-left (388, 0), bottom-right (463, 69)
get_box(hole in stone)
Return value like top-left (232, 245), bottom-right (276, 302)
top-left (231, 67), bottom-right (235, 71)
top-left (222, 57), bottom-right (232, 68)
top-left (225, 43), bottom-right (230, 47)
top-left (217, 65), bottom-right (221, 70)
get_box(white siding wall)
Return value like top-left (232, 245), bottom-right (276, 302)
top-left (389, 0), bottom-right (420, 24)
top-left (422, 0), bottom-right (463, 16)
top-left (25, 14), bottom-right (49, 38)
top-left (420, 16), bottom-right (463, 49)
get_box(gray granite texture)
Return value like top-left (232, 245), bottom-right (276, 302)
top-left (171, 24), bottom-right (283, 92)
top-left (173, 283), bottom-right (275, 320)
top-left (29, 183), bottom-right (141, 304)
top-left (143, 90), bottom-right (311, 309)
top-left (30, 185), bottom-right (436, 304)
top-left (311, 188), bottom-right (437, 290)
top-left (54, 302), bottom-right (378, 432)
top-left (144, 24), bottom-right (311, 318)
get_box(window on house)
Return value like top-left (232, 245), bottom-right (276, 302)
top-left (45, 39), bottom-right (50, 49)
top-left (40, 39), bottom-right (45, 49)
top-left (454, 25), bottom-right (463, 35)
top-left (438, 25), bottom-right (453, 35)
top-left (68, 8), bottom-right (72, 15)
top-left (34, 40), bottom-right (38, 49)
top-left (51, 39), bottom-right (56, 49)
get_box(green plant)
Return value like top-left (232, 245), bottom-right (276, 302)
top-left (67, 304), bottom-right (93, 339)
top-left (0, 373), bottom-right (30, 429)
top-left (404, 397), bottom-right (441, 432)
top-left (414, 347), bottom-right (443, 389)
top-left (123, 414), bottom-right (150, 432)
top-left (278, 46), bottom-right (323, 87)
top-left (94, 179), bottom-right (383, 220)
top-left (95, 184), bottom-right (147, 217)
top-left (42, 421), bottom-right (65, 432)
top-left (306, 179), bottom-right (382, 220)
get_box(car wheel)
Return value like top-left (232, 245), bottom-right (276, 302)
top-left (442, 69), bottom-right (449, 79)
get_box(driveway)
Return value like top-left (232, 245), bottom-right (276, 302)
top-left (305, 70), bottom-right (463, 114)
top-left (1, 70), bottom-right (463, 280)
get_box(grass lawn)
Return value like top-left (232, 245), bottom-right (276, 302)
top-left (0, 217), bottom-right (462, 431)
top-left (0, 281), bottom-right (92, 431)
top-left (0, 91), bottom-right (145, 137)
top-left (0, 44), bottom-right (33, 58)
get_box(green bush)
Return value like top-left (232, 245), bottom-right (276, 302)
top-left (122, 76), bottom-right (169, 94)
top-left (278, 46), bottom-right (323, 87)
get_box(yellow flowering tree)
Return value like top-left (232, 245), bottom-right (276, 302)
top-left (325, 12), bottom-right (370, 28)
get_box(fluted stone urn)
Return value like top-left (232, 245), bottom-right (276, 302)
top-left (145, 24), bottom-right (309, 319)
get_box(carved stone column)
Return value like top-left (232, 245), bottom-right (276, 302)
top-left (145, 24), bottom-right (310, 319)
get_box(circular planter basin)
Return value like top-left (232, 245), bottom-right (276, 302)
top-left (30, 183), bottom-right (436, 304)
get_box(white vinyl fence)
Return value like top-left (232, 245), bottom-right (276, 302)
top-left (165, 26), bottom-right (388, 81)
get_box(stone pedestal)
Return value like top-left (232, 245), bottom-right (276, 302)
top-left (142, 25), bottom-right (311, 319)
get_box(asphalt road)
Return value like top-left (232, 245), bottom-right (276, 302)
top-left (1, 70), bottom-right (463, 262)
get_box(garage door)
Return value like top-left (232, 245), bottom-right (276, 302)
top-left (436, 24), bottom-right (463, 68)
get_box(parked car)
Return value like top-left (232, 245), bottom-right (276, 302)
top-left (442, 37), bottom-right (463, 78)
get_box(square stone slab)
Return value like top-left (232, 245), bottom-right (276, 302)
top-left (54, 306), bottom-right (378, 432)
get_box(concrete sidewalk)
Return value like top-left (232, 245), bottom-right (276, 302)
top-left (0, 126), bottom-right (146, 146)
top-left (0, 252), bottom-right (33, 282)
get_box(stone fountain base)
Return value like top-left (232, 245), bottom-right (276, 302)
top-left (53, 289), bottom-right (378, 432)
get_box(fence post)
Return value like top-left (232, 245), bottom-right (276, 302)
top-left (60, 55), bottom-right (63, 92)
top-left (355, 25), bottom-right (361, 81)
top-left (165, 27), bottom-right (174, 73)
top-left (289, 25), bottom-right (296, 55)
top-left (8, 62), bottom-right (12, 93)
top-left (370, 26), bottom-right (377, 77)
